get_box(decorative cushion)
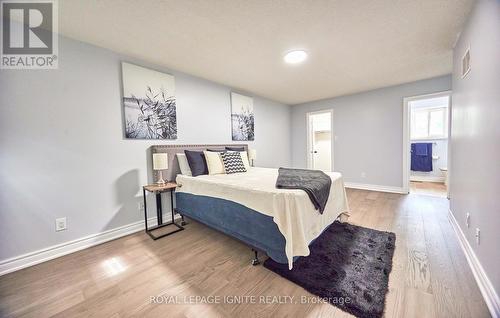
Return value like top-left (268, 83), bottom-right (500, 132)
top-left (225, 146), bottom-right (245, 151)
top-left (176, 153), bottom-right (192, 176)
top-left (221, 152), bottom-right (247, 174)
top-left (238, 151), bottom-right (251, 170)
top-left (203, 151), bottom-right (225, 175)
top-left (184, 150), bottom-right (208, 177)
top-left (227, 150), bottom-right (250, 169)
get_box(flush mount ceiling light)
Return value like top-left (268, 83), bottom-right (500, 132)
top-left (284, 50), bottom-right (307, 64)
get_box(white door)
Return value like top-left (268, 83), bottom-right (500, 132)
top-left (307, 110), bottom-right (333, 171)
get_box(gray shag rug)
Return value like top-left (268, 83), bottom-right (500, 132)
top-left (264, 221), bottom-right (396, 318)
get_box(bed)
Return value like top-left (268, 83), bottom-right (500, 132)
top-left (150, 144), bottom-right (350, 269)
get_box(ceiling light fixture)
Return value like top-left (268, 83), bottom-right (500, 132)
top-left (284, 50), bottom-right (307, 64)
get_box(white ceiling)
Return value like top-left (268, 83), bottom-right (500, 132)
top-left (58, 0), bottom-right (474, 105)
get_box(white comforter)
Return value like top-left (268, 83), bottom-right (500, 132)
top-left (176, 167), bottom-right (349, 268)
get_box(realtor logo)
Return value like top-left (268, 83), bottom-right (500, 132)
top-left (1, 0), bottom-right (58, 69)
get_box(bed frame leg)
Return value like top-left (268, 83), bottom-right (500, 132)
top-left (251, 249), bottom-right (260, 266)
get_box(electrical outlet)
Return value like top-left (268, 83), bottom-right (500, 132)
top-left (55, 217), bottom-right (67, 232)
top-left (475, 228), bottom-right (480, 245)
top-left (138, 202), bottom-right (144, 212)
top-left (361, 172), bottom-right (366, 178)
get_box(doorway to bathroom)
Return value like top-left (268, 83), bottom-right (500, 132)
top-left (306, 110), bottom-right (333, 172)
top-left (403, 91), bottom-right (451, 197)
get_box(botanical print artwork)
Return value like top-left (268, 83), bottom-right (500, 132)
top-left (121, 62), bottom-right (177, 139)
top-left (231, 92), bottom-right (254, 141)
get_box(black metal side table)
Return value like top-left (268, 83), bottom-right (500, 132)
top-left (142, 182), bottom-right (185, 240)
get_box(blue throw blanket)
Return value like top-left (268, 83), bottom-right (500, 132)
top-left (411, 143), bottom-right (433, 172)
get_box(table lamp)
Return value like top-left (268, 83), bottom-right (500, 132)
top-left (153, 153), bottom-right (168, 184)
top-left (248, 149), bottom-right (257, 167)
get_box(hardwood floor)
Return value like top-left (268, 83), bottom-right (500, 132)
top-left (410, 181), bottom-right (447, 197)
top-left (0, 189), bottom-right (490, 318)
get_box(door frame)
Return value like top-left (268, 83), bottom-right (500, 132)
top-left (402, 90), bottom-right (452, 194)
top-left (306, 109), bottom-right (334, 171)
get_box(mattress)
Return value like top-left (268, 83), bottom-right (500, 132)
top-left (176, 167), bottom-right (350, 268)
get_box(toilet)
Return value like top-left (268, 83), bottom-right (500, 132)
top-left (440, 167), bottom-right (448, 186)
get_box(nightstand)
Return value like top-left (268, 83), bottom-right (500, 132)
top-left (142, 182), bottom-right (184, 240)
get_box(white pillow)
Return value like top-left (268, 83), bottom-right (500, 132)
top-left (203, 151), bottom-right (225, 175)
top-left (176, 153), bottom-right (192, 176)
top-left (235, 151), bottom-right (250, 170)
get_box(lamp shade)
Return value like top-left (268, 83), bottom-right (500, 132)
top-left (152, 153), bottom-right (168, 170)
top-left (248, 149), bottom-right (257, 160)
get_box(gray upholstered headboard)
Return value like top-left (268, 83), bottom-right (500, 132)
top-left (149, 144), bottom-right (248, 182)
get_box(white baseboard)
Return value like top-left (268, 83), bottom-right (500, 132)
top-left (0, 214), bottom-right (181, 276)
top-left (448, 209), bottom-right (500, 317)
top-left (344, 182), bottom-right (406, 194)
top-left (410, 175), bottom-right (445, 183)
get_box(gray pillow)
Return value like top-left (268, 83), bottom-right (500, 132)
top-left (225, 146), bottom-right (245, 151)
top-left (206, 148), bottom-right (226, 152)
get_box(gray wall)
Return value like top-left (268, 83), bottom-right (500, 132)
top-left (0, 36), bottom-right (291, 261)
top-left (450, 0), bottom-right (500, 297)
top-left (291, 75), bottom-right (452, 188)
